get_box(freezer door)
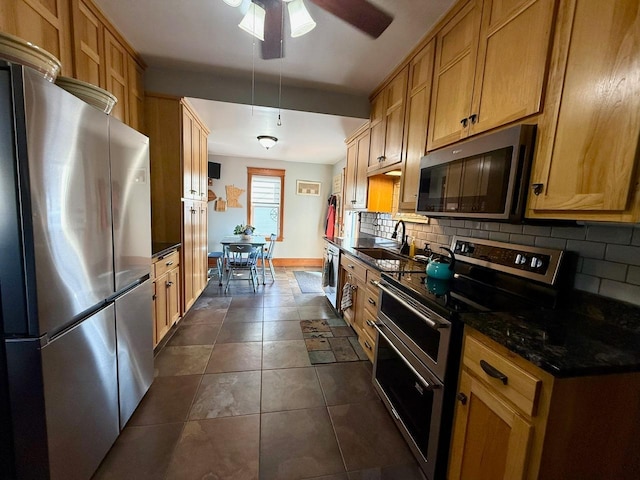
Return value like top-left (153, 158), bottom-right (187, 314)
top-left (115, 280), bottom-right (153, 428)
top-left (41, 304), bottom-right (119, 480)
top-left (109, 118), bottom-right (151, 292)
top-left (23, 68), bottom-right (114, 336)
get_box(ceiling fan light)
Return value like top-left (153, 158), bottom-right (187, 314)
top-left (222, 0), bottom-right (242, 7)
top-left (287, 0), bottom-right (316, 38)
top-left (239, 2), bottom-right (266, 41)
top-left (258, 135), bottom-right (278, 149)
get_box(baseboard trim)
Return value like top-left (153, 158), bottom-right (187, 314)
top-left (268, 258), bottom-right (323, 267)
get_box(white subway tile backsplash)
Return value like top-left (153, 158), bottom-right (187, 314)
top-left (499, 224), bottom-right (523, 234)
top-left (508, 234), bottom-right (535, 246)
top-left (464, 221), bottom-right (482, 230)
top-left (573, 273), bottom-right (601, 294)
top-left (581, 259), bottom-right (627, 281)
top-left (362, 213), bottom-right (640, 304)
top-left (534, 237), bottom-right (567, 250)
top-left (586, 225), bottom-right (633, 244)
top-left (550, 226), bottom-right (586, 240)
top-left (523, 225), bottom-right (552, 236)
top-left (605, 244), bottom-right (640, 266)
top-left (599, 280), bottom-right (640, 306)
top-left (627, 266), bottom-right (640, 286)
top-left (566, 240), bottom-right (606, 259)
top-left (489, 232), bottom-right (510, 242)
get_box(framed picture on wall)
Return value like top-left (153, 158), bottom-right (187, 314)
top-left (296, 180), bottom-right (321, 196)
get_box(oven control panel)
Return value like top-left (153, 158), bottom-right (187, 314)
top-left (451, 236), bottom-right (563, 285)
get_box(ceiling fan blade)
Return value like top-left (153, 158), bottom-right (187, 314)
top-left (310, 0), bottom-right (393, 38)
top-left (261, 0), bottom-right (284, 59)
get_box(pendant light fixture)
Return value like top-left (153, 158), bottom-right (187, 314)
top-left (239, 2), bottom-right (266, 41)
top-left (286, 0), bottom-right (316, 37)
top-left (222, 0), bottom-right (242, 6)
top-left (257, 135), bottom-right (278, 150)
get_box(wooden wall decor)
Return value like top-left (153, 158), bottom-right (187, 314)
top-left (207, 190), bottom-right (217, 202)
top-left (225, 185), bottom-right (245, 208)
top-left (215, 199), bottom-right (227, 211)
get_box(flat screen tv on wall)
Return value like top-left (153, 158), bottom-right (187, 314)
top-left (208, 162), bottom-right (221, 179)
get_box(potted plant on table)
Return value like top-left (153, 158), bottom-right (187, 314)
top-left (234, 224), bottom-right (255, 240)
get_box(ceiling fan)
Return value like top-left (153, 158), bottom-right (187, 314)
top-left (225, 0), bottom-right (394, 59)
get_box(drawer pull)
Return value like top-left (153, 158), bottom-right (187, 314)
top-left (369, 279), bottom-right (379, 287)
top-left (166, 261), bottom-right (174, 266)
top-left (366, 319), bottom-right (375, 328)
top-left (364, 340), bottom-right (372, 350)
top-left (368, 298), bottom-right (376, 305)
top-left (480, 360), bottom-right (508, 385)
top-left (166, 281), bottom-right (174, 287)
top-left (348, 264), bottom-right (355, 269)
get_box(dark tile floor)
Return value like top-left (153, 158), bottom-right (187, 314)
top-left (93, 267), bottom-right (424, 480)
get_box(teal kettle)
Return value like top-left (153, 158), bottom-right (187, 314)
top-left (426, 247), bottom-right (456, 280)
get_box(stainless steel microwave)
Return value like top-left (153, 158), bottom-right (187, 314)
top-left (416, 124), bottom-right (536, 222)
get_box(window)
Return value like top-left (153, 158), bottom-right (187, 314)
top-left (247, 167), bottom-right (285, 240)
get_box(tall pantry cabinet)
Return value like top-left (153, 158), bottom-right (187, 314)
top-left (145, 93), bottom-right (210, 315)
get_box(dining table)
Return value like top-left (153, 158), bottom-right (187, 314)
top-left (219, 235), bottom-right (268, 284)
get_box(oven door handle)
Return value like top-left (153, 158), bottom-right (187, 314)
top-left (373, 322), bottom-right (441, 391)
top-left (378, 283), bottom-right (448, 330)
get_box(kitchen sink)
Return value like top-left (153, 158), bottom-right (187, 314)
top-left (354, 247), bottom-right (406, 261)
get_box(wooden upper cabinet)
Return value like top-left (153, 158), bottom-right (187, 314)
top-left (428, 0), bottom-right (482, 150)
top-left (368, 66), bottom-right (409, 173)
top-left (127, 55), bottom-right (145, 131)
top-left (428, 0), bottom-right (555, 151)
top-left (399, 40), bottom-right (435, 211)
top-left (527, 0), bottom-right (640, 222)
top-left (470, 0), bottom-right (556, 135)
top-left (0, 0), bottom-right (73, 76)
top-left (182, 107), bottom-right (195, 199)
top-left (70, 0), bottom-right (104, 86)
top-left (344, 125), bottom-right (370, 210)
top-left (104, 29), bottom-right (129, 122)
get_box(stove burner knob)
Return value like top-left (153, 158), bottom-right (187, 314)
top-left (515, 254), bottom-right (527, 265)
top-left (530, 256), bottom-right (543, 269)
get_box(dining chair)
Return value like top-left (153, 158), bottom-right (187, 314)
top-left (224, 243), bottom-right (260, 293)
top-left (207, 251), bottom-right (224, 285)
top-left (263, 234), bottom-right (277, 282)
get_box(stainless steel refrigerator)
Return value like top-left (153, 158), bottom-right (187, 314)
top-left (0, 62), bottom-right (153, 480)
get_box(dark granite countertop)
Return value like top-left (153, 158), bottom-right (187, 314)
top-left (325, 233), bottom-right (426, 274)
top-left (152, 242), bottom-right (180, 258)
top-left (461, 291), bottom-right (640, 378)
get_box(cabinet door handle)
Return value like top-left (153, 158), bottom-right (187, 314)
top-left (364, 340), bottom-right (372, 350)
top-left (457, 392), bottom-right (468, 405)
top-left (531, 183), bottom-right (544, 196)
top-left (166, 281), bottom-right (174, 287)
top-left (368, 298), bottom-right (376, 305)
top-left (351, 200), bottom-right (357, 204)
top-left (469, 113), bottom-right (477, 124)
top-left (460, 117), bottom-right (468, 127)
top-left (152, 294), bottom-right (156, 301)
top-left (480, 360), bottom-right (508, 385)
top-left (369, 279), bottom-right (379, 287)
top-left (366, 319), bottom-right (375, 328)
top-left (190, 189), bottom-right (197, 194)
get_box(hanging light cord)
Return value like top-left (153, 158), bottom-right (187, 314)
top-left (277, 1), bottom-right (284, 127)
top-left (251, 4), bottom-right (256, 116)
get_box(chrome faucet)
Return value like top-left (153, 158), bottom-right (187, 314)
top-left (392, 220), bottom-right (410, 255)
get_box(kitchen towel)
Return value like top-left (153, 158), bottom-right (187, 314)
top-left (340, 283), bottom-right (353, 311)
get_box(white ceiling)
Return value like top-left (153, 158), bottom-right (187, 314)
top-left (94, 0), bottom-right (456, 164)
top-left (188, 98), bottom-right (367, 164)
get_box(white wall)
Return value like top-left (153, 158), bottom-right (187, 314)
top-left (207, 155), bottom-right (334, 259)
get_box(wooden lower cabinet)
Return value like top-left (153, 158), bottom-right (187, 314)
top-left (338, 253), bottom-right (381, 362)
top-left (152, 250), bottom-right (181, 347)
top-left (449, 327), bottom-right (640, 480)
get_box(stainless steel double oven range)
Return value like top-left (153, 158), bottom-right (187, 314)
top-left (371, 236), bottom-right (566, 480)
